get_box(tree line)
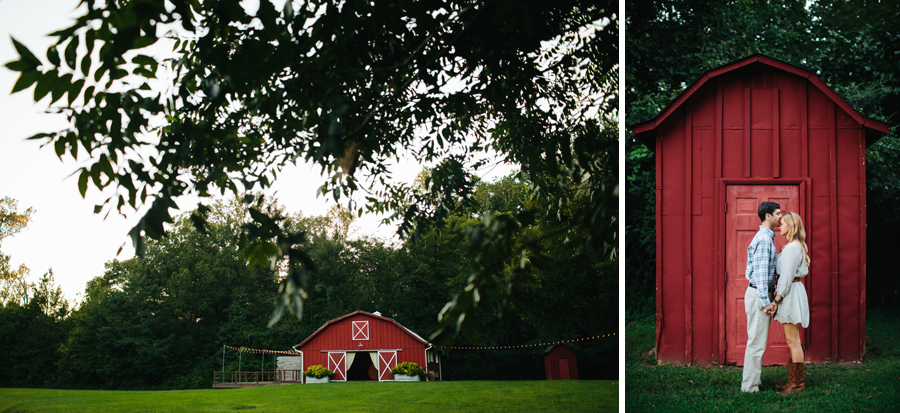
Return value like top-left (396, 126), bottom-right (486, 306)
top-left (0, 173), bottom-right (616, 389)
top-left (625, 0), bottom-right (900, 318)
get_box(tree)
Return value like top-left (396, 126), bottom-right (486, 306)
top-left (5, 0), bottom-right (618, 342)
top-left (0, 197), bottom-right (37, 306)
top-left (0, 268), bottom-right (69, 387)
top-left (0, 299), bottom-right (70, 387)
top-left (59, 197), bottom-right (297, 388)
top-left (0, 197), bottom-right (35, 242)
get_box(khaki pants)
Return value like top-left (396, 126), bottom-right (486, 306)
top-left (741, 286), bottom-right (772, 392)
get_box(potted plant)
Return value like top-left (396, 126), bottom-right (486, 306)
top-left (390, 362), bottom-right (424, 381)
top-left (304, 365), bottom-right (335, 383)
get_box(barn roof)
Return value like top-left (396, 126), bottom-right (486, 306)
top-left (292, 310), bottom-right (431, 349)
top-left (633, 54), bottom-right (890, 149)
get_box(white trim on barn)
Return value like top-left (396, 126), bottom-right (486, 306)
top-left (352, 320), bottom-right (369, 340)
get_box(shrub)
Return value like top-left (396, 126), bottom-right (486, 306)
top-left (303, 365), bottom-right (335, 379)
top-left (390, 362), bottom-right (424, 377)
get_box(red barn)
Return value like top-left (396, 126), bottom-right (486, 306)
top-left (293, 311), bottom-right (442, 381)
top-left (543, 344), bottom-right (579, 380)
top-left (633, 54), bottom-right (889, 366)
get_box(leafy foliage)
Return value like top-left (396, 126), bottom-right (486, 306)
top-left (0, 271), bottom-right (69, 387)
top-left (624, 137), bottom-right (655, 319)
top-left (57, 198), bottom-right (300, 389)
top-left (303, 365), bottom-right (335, 379)
top-left (0, 172), bottom-right (615, 388)
top-left (5, 0), bottom-right (618, 340)
top-left (0, 197), bottom-right (35, 243)
top-left (401, 173), bottom-right (617, 379)
top-left (390, 361), bottom-right (424, 377)
top-left (1, 198), bottom-right (65, 311)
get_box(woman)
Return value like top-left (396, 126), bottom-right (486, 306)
top-left (773, 211), bottom-right (810, 395)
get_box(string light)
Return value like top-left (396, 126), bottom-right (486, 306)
top-left (224, 345), bottom-right (298, 355)
top-left (436, 333), bottom-right (616, 350)
top-left (223, 332), bottom-right (616, 354)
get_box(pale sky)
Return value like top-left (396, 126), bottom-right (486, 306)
top-left (0, 0), bottom-right (513, 302)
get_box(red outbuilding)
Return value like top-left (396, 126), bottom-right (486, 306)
top-left (293, 311), bottom-right (442, 381)
top-left (543, 344), bottom-right (579, 380)
top-left (633, 54), bottom-right (889, 366)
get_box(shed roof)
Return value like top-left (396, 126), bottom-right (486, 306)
top-left (292, 310), bottom-right (431, 349)
top-left (542, 343), bottom-right (575, 355)
top-left (633, 54), bottom-right (890, 149)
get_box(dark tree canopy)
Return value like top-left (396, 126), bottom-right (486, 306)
top-left (5, 0), bottom-right (618, 344)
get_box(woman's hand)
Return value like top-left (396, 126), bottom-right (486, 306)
top-left (775, 294), bottom-right (783, 303)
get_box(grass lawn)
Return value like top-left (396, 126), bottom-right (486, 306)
top-left (625, 308), bottom-right (900, 412)
top-left (0, 380), bottom-right (616, 412)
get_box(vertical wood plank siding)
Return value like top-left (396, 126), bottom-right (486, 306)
top-left (633, 55), bottom-right (888, 365)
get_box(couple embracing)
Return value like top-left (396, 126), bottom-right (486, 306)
top-left (741, 201), bottom-right (810, 395)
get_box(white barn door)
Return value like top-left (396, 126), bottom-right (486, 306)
top-left (328, 352), bottom-right (346, 381)
top-left (378, 351), bottom-right (397, 381)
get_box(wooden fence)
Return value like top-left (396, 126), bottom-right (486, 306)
top-left (213, 370), bottom-right (304, 388)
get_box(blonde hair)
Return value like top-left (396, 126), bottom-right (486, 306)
top-left (781, 211), bottom-right (810, 267)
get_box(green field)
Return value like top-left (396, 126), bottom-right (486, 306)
top-left (625, 308), bottom-right (900, 412)
top-left (0, 380), bottom-right (617, 412)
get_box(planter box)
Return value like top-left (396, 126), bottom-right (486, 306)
top-left (393, 373), bottom-right (421, 382)
top-left (306, 377), bottom-right (330, 383)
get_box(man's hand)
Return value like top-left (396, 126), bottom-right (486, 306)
top-left (764, 302), bottom-right (778, 315)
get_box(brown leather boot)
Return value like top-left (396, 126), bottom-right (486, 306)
top-left (775, 358), bottom-right (792, 391)
top-left (777, 362), bottom-right (806, 395)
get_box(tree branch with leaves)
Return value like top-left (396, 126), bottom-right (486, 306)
top-left (5, 0), bottom-right (618, 345)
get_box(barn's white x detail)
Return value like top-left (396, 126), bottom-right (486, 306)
top-left (378, 351), bottom-right (397, 381)
top-left (352, 321), bottom-right (369, 340)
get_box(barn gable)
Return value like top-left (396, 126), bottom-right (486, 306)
top-left (634, 54), bottom-right (889, 148)
top-left (294, 311), bottom-right (431, 349)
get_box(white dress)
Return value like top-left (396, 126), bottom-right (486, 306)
top-left (774, 242), bottom-right (810, 327)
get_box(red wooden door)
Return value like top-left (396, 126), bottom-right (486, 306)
top-left (378, 351), bottom-right (397, 381)
top-left (725, 185), bottom-right (801, 365)
top-left (558, 359), bottom-right (570, 380)
top-left (328, 352), bottom-right (346, 381)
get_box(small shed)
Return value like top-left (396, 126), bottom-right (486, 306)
top-left (633, 54), bottom-right (889, 366)
top-left (543, 344), bottom-right (579, 380)
top-left (293, 311), bottom-right (442, 381)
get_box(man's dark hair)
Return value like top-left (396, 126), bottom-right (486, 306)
top-left (758, 201), bottom-right (781, 222)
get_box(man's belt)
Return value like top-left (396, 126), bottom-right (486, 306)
top-left (749, 279), bottom-right (802, 289)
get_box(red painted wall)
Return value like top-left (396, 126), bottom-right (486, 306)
top-left (634, 55), bottom-right (888, 365)
top-left (543, 344), bottom-right (579, 380)
top-left (295, 311), bottom-right (435, 380)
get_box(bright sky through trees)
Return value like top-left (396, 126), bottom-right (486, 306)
top-left (0, 0), bottom-right (517, 302)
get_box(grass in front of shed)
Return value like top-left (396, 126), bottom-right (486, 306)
top-left (625, 308), bottom-right (900, 412)
top-left (0, 380), bottom-right (616, 412)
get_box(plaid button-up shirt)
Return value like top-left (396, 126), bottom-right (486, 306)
top-left (746, 225), bottom-right (777, 307)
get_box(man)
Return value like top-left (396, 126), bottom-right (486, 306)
top-left (741, 201), bottom-right (782, 393)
